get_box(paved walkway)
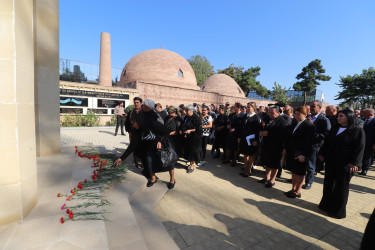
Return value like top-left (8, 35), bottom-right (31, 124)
top-left (1, 127), bottom-right (374, 249)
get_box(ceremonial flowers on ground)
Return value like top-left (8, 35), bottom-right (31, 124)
top-left (58, 146), bottom-right (127, 223)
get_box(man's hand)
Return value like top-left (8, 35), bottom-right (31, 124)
top-left (348, 163), bottom-right (358, 173)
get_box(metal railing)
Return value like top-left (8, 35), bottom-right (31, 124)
top-left (59, 58), bottom-right (122, 85)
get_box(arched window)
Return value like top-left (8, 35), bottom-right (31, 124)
top-left (178, 69), bottom-right (183, 77)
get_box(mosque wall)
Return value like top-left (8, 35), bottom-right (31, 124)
top-left (132, 81), bottom-right (274, 107)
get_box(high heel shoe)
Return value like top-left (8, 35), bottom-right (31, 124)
top-left (168, 180), bottom-right (176, 189)
top-left (147, 179), bottom-right (157, 187)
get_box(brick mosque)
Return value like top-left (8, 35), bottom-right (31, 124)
top-left (116, 48), bottom-right (273, 107)
top-left (80, 31), bottom-right (270, 107)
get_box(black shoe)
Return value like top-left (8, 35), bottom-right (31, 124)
top-left (360, 170), bottom-right (368, 176)
top-left (168, 180), bottom-right (176, 189)
top-left (287, 178), bottom-right (292, 183)
top-left (265, 182), bottom-right (275, 188)
top-left (239, 172), bottom-right (251, 177)
top-left (121, 134), bottom-right (126, 136)
top-left (276, 174), bottom-right (281, 178)
top-left (147, 179), bottom-right (157, 187)
top-left (258, 179), bottom-right (266, 184)
top-left (287, 192), bottom-right (301, 198)
top-left (114, 133), bottom-right (117, 136)
top-left (283, 190), bottom-right (293, 195)
top-left (302, 184), bottom-right (312, 190)
top-left (187, 167), bottom-right (194, 173)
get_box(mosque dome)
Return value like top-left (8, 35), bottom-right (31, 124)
top-left (200, 74), bottom-right (245, 97)
top-left (118, 49), bottom-right (199, 90)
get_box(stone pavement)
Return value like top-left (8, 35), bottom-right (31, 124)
top-left (0, 127), bottom-right (374, 249)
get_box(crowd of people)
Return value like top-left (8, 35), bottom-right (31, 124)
top-left (113, 97), bottom-right (375, 221)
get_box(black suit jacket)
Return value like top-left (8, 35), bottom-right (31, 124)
top-left (280, 114), bottom-right (293, 125)
top-left (261, 115), bottom-right (289, 159)
top-left (312, 113), bottom-right (331, 149)
top-left (285, 119), bottom-right (315, 159)
top-left (364, 118), bottom-right (375, 146)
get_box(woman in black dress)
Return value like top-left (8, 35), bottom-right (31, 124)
top-left (114, 99), bottom-right (176, 189)
top-left (239, 102), bottom-right (261, 177)
top-left (284, 106), bottom-right (315, 198)
top-left (213, 105), bottom-right (229, 159)
top-left (318, 108), bottom-right (365, 218)
top-left (225, 102), bottom-right (243, 167)
top-left (180, 105), bottom-right (203, 173)
top-left (164, 106), bottom-right (183, 156)
top-left (259, 106), bottom-right (288, 188)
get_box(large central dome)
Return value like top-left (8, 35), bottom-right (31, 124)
top-left (118, 49), bottom-right (199, 90)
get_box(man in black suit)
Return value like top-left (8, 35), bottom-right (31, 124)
top-left (303, 100), bottom-right (331, 190)
top-left (325, 105), bottom-right (338, 128)
top-left (361, 109), bottom-right (375, 175)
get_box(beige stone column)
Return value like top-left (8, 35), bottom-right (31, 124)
top-left (0, 0), bottom-right (38, 225)
top-left (34, 0), bottom-right (61, 157)
top-left (99, 32), bottom-right (112, 86)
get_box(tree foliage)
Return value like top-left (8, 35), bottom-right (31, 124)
top-left (335, 67), bottom-right (375, 109)
top-left (217, 64), bottom-right (270, 98)
top-left (188, 55), bottom-right (214, 86)
top-left (60, 66), bottom-right (88, 83)
top-left (272, 82), bottom-right (290, 104)
top-left (293, 59), bottom-right (331, 106)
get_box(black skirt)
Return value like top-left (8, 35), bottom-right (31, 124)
top-left (286, 156), bottom-right (308, 176)
top-left (239, 139), bottom-right (258, 156)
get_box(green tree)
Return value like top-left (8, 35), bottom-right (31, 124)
top-left (60, 65), bottom-right (87, 83)
top-left (217, 64), bottom-right (270, 98)
top-left (187, 55), bottom-right (214, 85)
top-left (293, 59), bottom-right (331, 106)
top-left (272, 82), bottom-right (290, 104)
top-left (335, 67), bottom-right (375, 108)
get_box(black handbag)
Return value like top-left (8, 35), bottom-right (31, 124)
top-left (160, 137), bottom-right (179, 168)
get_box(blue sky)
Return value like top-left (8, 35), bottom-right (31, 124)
top-left (60, 0), bottom-right (375, 105)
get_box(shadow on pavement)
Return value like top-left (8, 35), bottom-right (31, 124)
top-left (245, 198), bottom-right (363, 249)
top-left (164, 214), bottom-right (322, 249)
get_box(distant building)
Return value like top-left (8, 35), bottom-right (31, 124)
top-left (247, 89), bottom-right (328, 108)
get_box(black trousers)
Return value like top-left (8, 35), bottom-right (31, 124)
top-left (362, 146), bottom-right (374, 171)
top-left (319, 164), bottom-right (352, 219)
top-left (202, 136), bottom-right (209, 160)
top-left (361, 208), bottom-right (375, 250)
top-left (115, 117), bottom-right (125, 135)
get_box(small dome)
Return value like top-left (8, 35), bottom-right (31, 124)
top-left (201, 74), bottom-right (245, 97)
top-left (118, 49), bottom-right (199, 90)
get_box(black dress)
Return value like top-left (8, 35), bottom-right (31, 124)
top-left (260, 116), bottom-right (288, 169)
top-left (319, 125), bottom-right (365, 219)
top-left (285, 119), bottom-right (315, 176)
top-left (181, 113), bottom-right (203, 162)
top-left (239, 113), bottom-right (261, 156)
top-left (213, 113), bottom-right (229, 149)
top-left (164, 115), bottom-right (183, 156)
top-left (227, 112), bottom-right (244, 150)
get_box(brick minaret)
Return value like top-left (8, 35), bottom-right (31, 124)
top-left (99, 32), bottom-right (112, 86)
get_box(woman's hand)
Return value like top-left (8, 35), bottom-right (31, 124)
top-left (185, 130), bottom-right (190, 134)
top-left (230, 128), bottom-right (235, 133)
top-left (348, 163), bottom-right (358, 173)
top-left (170, 131), bottom-right (177, 136)
top-left (295, 155), bottom-right (305, 163)
top-left (156, 142), bottom-right (162, 150)
top-left (114, 158), bottom-right (122, 166)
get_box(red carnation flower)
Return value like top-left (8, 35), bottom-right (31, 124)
top-left (69, 211), bottom-right (74, 219)
top-left (60, 217), bottom-right (65, 223)
top-left (57, 193), bottom-right (61, 197)
top-left (66, 209), bottom-right (70, 214)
